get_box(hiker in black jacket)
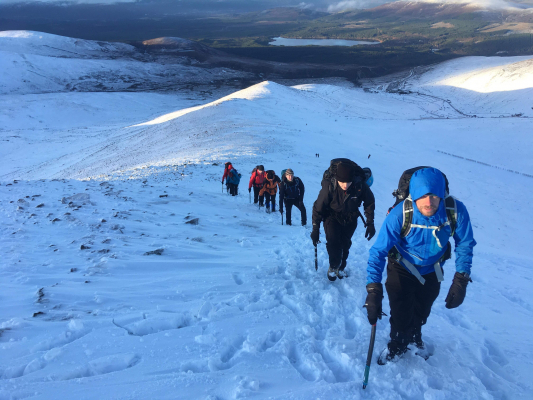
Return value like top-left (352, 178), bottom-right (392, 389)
top-left (279, 168), bottom-right (306, 226)
top-left (311, 160), bottom-right (376, 281)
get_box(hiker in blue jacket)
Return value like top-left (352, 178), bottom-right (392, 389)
top-left (364, 167), bottom-right (476, 364)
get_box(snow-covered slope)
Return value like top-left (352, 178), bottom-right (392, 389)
top-left (0, 31), bottom-right (137, 58)
top-left (0, 31), bottom-right (252, 94)
top-left (366, 55), bottom-right (533, 117)
top-left (409, 56), bottom-right (533, 117)
top-left (1, 38), bottom-right (533, 399)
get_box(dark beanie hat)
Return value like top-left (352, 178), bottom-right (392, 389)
top-left (336, 163), bottom-right (353, 182)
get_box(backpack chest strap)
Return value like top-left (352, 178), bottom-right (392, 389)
top-left (389, 246), bottom-right (445, 284)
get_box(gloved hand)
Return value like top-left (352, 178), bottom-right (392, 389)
top-left (298, 201), bottom-right (304, 208)
top-left (364, 283), bottom-right (383, 325)
top-left (310, 228), bottom-right (320, 246)
top-left (445, 272), bottom-right (471, 309)
top-left (221, 180), bottom-right (224, 184)
top-left (365, 223), bottom-right (376, 241)
top-left (279, 207), bottom-right (284, 214)
top-left (248, 188), bottom-right (252, 193)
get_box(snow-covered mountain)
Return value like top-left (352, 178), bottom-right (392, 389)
top-left (1, 31), bottom-right (532, 399)
top-left (0, 31), bottom-right (253, 95)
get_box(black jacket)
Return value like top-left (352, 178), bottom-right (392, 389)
top-left (279, 177), bottom-right (305, 203)
top-left (312, 178), bottom-right (375, 227)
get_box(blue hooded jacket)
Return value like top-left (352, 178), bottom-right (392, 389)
top-left (367, 168), bottom-right (476, 284)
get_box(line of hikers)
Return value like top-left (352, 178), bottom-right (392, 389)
top-left (222, 159), bottom-right (476, 365)
top-left (222, 162), bottom-right (307, 226)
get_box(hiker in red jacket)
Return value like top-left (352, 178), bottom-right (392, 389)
top-left (222, 162), bottom-right (239, 196)
top-left (249, 165), bottom-right (266, 206)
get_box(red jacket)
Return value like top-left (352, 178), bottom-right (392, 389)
top-left (222, 164), bottom-right (234, 183)
top-left (249, 170), bottom-right (265, 189)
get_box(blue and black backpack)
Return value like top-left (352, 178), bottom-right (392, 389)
top-left (227, 168), bottom-right (241, 185)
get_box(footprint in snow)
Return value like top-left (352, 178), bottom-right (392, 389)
top-left (232, 273), bottom-right (243, 285)
top-left (56, 353), bottom-right (140, 380)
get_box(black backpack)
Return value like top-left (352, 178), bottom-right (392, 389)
top-left (323, 158), bottom-right (366, 192)
top-left (390, 166), bottom-right (457, 237)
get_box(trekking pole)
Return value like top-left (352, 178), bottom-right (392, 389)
top-left (314, 244), bottom-right (318, 271)
top-left (222, 182), bottom-right (224, 194)
top-left (281, 212), bottom-right (283, 225)
top-left (362, 324), bottom-right (377, 389)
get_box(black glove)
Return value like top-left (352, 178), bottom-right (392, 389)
top-left (298, 201), bottom-right (304, 208)
top-left (365, 224), bottom-right (376, 241)
top-left (310, 228), bottom-right (320, 246)
top-left (445, 272), bottom-right (471, 309)
top-left (248, 188), bottom-right (251, 193)
top-left (364, 283), bottom-right (383, 325)
top-left (279, 207), bottom-right (283, 214)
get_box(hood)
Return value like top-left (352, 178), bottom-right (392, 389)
top-left (409, 168), bottom-right (446, 200)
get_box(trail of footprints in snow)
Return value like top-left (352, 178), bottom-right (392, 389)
top-left (266, 236), bottom-right (362, 382)
top-left (0, 324), bottom-right (139, 381)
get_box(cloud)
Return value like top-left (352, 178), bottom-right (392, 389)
top-left (326, 0), bottom-right (389, 12)
top-left (325, 0), bottom-right (533, 12)
top-left (298, 2), bottom-right (316, 9)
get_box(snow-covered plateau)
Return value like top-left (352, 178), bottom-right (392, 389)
top-left (1, 31), bottom-right (533, 400)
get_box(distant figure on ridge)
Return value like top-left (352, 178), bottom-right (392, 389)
top-left (279, 168), bottom-right (306, 226)
top-left (249, 165), bottom-right (266, 207)
top-left (311, 159), bottom-right (375, 281)
top-left (222, 162), bottom-right (241, 196)
top-left (364, 167), bottom-right (476, 365)
top-left (259, 170), bottom-right (281, 213)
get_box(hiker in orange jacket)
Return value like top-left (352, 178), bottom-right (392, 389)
top-left (259, 170), bottom-right (281, 213)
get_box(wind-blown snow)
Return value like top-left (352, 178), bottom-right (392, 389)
top-left (1, 32), bottom-right (532, 399)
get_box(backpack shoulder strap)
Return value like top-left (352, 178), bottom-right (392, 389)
top-left (445, 195), bottom-right (457, 236)
top-left (400, 196), bottom-right (414, 238)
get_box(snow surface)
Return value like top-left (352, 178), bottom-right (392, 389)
top-left (1, 32), bottom-right (533, 399)
top-left (0, 31), bottom-right (252, 95)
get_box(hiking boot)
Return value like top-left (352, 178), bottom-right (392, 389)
top-left (411, 328), bottom-right (424, 349)
top-left (377, 340), bottom-right (408, 365)
top-left (265, 203), bottom-right (271, 213)
top-left (411, 328), bottom-right (430, 360)
top-left (271, 204), bottom-right (276, 212)
top-left (336, 269), bottom-right (348, 279)
top-left (327, 266), bottom-right (338, 282)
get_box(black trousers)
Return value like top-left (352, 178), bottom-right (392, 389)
top-left (323, 218), bottom-right (357, 270)
top-left (385, 258), bottom-right (441, 342)
top-left (227, 183), bottom-right (238, 196)
top-left (265, 192), bottom-right (276, 208)
top-left (253, 186), bottom-right (264, 205)
top-left (284, 199), bottom-right (307, 225)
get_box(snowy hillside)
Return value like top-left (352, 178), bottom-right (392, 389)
top-left (0, 31), bottom-right (252, 94)
top-left (364, 55), bottom-right (533, 118)
top-left (1, 33), bottom-right (533, 399)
